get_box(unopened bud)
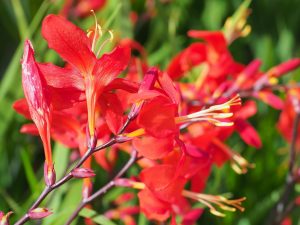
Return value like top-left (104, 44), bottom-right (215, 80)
top-left (86, 127), bottom-right (97, 149)
top-left (28, 208), bottom-right (52, 219)
top-left (44, 163), bottom-right (56, 187)
top-left (0, 211), bottom-right (13, 225)
top-left (71, 168), bottom-right (96, 178)
top-left (268, 58), bottom-right (300, 78)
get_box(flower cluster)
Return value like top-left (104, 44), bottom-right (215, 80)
top-left (4, 2), bottom-right (300, 225)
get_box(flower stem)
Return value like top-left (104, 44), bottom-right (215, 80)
top-left (267, 113), bottom-right (300, 225)
top-left (13, 138), bottom-right (117, 225)
top-left (64, 149), bottom-right (138, 225)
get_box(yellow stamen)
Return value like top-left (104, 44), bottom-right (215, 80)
top-left (89, 10), bottom-right (114, 58)
top-left (127, 180), bottom-right (245, 218)
top-left (176, 94), bottom-right (240, 127)
top-left (213, 138), bottom-right (255, 174)
top-left (182, 190), bottom-right (246, 217)
top-left (223, 0), bottom-right (251, 44)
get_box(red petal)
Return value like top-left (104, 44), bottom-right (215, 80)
top-left (20, 124), bottom-right (39, 136)
top-left (181, 209), bottom-right (203, 225)
top-left (137, 97), bottom-right (177, 138)
top-left (42, 14), bottom-right (96, 74)
top-left (158, 72), bottom-right (181, 105)
top-left (235, 100), bottom-right (257, 119)
top-left (268, 58), bottom-right (300, 78)
top-left (167, 43), bottom-right (206, 79)
top-left (138, 188), bottom-right (170, 222)
top-left (93, 46), bottom-right (130, 94)
top-left (13, 98), bottom-right (31, 119)
top-left (100, 93), bottom-right (124, 135)
top-left (48, 86), bottom-right (85, 110)
top-left (254, 91), bottom-right (284, 109)
top-left (187, 30), bottom-right (227, 53)
top-left (38, 63), bottom-right (84, 90)
top-left (22, 40), bottom-right (52, 164)
top-left (235, 119), bottom-right (262, 148)
top-left (133, 136), bottom-right (174, 160)
top-left (140, 165), bottom-right (186, 203)
top-left (104, 78), bottom-right (139, 93)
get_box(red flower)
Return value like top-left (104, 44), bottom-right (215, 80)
top-left (41, 14), bottom-right (130, 139)
top-left (21, 40), bottom-right (55, 186)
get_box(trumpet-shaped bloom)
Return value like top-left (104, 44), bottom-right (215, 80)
top-left (41, 14), bottom-right (130, 138)
top-left (21, 40), bottom-right (55, 186)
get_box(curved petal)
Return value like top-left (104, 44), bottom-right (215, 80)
top-left (235, 119), bottom-right (262, 148)
top-left (42, 14), bottom-right (96, 75)
top-left (133, 136), bottom-right (174, 160)
top-left (38, 63), bottom-right (84, 90)
top-left (93, 46), bottom-right (130, 94)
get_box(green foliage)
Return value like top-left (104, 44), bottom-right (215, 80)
top-left (0, 0), bottom-right (300, 224)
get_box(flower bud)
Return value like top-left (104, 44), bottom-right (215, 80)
top-left (71, 168), bottom-right (96, 178)
top-left (267, 58), bottom-right (300, 78)
top-left (28, 208), bottom-right (52, 219)
top-left (0, 211), bottom-right (13, 225)
top-left (86, 126), bottom-right (97, 149)
top-left (44, 162), bottom-right (56, 187)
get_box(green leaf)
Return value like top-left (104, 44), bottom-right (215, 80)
top-left (20, 148), bottom-right (39, 193)
top-left (11, 0), bottom-right (29, 39)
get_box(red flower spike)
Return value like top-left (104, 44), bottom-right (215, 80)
top-left (22, 40), bottom-right (54, 185)
top-left (0, 211), bottom-right (13, 225)
top-left (71, 168), bottom-right (96, 178)
top-left (28, 208), bottom-right (52, 220)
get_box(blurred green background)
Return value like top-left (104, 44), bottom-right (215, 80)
top-left (1, 0), bottom-right (300, 224)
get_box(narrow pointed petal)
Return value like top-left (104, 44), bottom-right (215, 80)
top-left (38, 63), bottom-right (84, 90)
top-left (253, 91), bottom-right (284, 110)
top-left (235, 119), bottom-right (262, 148)
top-left (93, 46), bottom-right (131, 94)
top-left (21, 40), bottom-right (53, 166)
top-left (42, 14), bottom-right (96, 75)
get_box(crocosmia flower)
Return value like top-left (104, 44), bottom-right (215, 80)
top-left (21, 40), bottom-right (55, 186)
top-left (41, 14), bottom-right (130, 142)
